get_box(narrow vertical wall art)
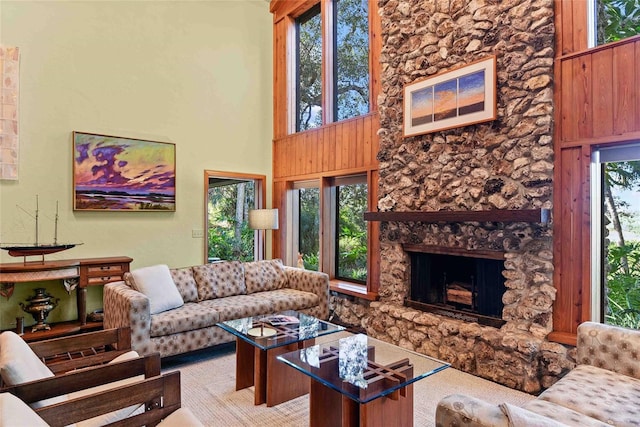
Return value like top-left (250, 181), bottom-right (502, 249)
top-left (0, 46), bottom-right (20, 180)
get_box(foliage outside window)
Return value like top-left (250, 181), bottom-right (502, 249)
top-left (296, 5), bottom-right (322, 131)
top-left (299, 187), bottom-right (320, 270)
top-left (336, 181), bottom-right (367, 282)
top-left (596, 0), bottom-right (640, 44)
top-left (334, 0), bottom-right (370, 122)
top-left (296, 0), bottom-right (370, 132)
top-left (602, 159), bottom-right (640, 329)
top-left (207, 180), bottom-right (256, 262)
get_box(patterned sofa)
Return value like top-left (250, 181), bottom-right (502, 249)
top-left (103, 259), bottom-right (329, 358)
top-left (436, 321), bottom-right (640, 426)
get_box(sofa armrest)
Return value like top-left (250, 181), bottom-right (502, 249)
top-left (436, 394), bottom-right (509, 427)
top-left (283, 266), bottom-right (330, 319)
top-left (577, 321), bottom-right (640, 380)
top-left (103, 281), bottom-right (153, 355)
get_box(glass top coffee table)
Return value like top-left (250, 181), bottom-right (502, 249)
top-left (217, 310), bottom-right (344, 406)
top-left (278, 333), bottom-right (450, 427)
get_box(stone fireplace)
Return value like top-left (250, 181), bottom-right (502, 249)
top-left (329, 0), bottom-right (577, 393)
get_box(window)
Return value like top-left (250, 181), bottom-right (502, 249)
top-left (591, 0), bottom-right (640, 46)
top-left (287, 175), bottom-right (368, 284)
top-left (591, 143), bottom-right (640, 329)
top-left (204, 171), bottom-right (266, 263)
top-left (295, 0), bottom-right (370, 132)
top-left (297, 184), bottom-right (320, 270)
top-left (333, 0), bottom-right (370, 122)
top-left (335, 178), bottom-right (367, 282)
top-left (296, 5), bottom-right (322, 131)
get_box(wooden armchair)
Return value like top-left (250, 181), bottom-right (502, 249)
top-left (1, 370), bottom-right (202, 427)
top-left (28, 327), bottom-right (133, 374)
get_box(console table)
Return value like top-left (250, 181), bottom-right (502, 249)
top-left (0, 256), bottom-right (132, 341)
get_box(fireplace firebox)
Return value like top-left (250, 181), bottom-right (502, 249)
top-left (405, 245), bottom-right (506, 327)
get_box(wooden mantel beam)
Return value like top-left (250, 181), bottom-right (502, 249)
top-left (364, 208), bottom-right (551, 224)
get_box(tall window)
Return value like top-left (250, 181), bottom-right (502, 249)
top-left (592, 0), bottom-right (640, 46)
top-left (295, 0), bottom-right (370, 132)
top-left (334, 0), bottom-right (370, 122)
top-left (591, 144), bottom-right (640, 330)
top-left (296, 5), bottom-right (322, 131)
top-left (335, 178), bottom-right (368, 282)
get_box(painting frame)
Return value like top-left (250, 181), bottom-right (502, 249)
top-left (73, 131), bottom-right (176, 212)
top-left (403, 55), bottom-right (497, 138)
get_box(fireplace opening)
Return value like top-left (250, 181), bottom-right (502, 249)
top-left (406, 249), bottom-right (507, 327)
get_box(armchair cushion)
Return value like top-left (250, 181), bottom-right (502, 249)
top-left (244, 259), bottom-right (287, 294)
top-left (192, 261), bottom-right (246, 300)
top-left (0, 331), bottom-right (67, 408)
top-left (126, 264), bottom-right (184, 315)
top-left (0, 392), bottom-right (49, 427)
top-left (69, 350), bottom-right (143, 427)
top-left (500, 403), bottom-right (569, 427)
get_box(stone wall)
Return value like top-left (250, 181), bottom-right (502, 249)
top-left (331, 0), bottom-right (577, 393)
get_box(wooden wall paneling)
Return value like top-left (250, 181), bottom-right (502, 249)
top-left (368, 0), bottom-right (382, 109)
top-left (356, 117), bottom-right (364, 168)
top-left (590, 48), bottom-right (613, 139)
top-left (570, 0), bottom-right (589, 54)
top-left (612, 42), bottom-right (636, 134)
top-left (309, 129), bottom-right (318, 174)
top-left (335, 122), bottom-right (344, 170)
top-left (560, 59), bottom-right (575, 143)
top-left (363, 115), bottom-right (372, 166)
top-left (273, 18), bottom-right (287, 139)
top-left (328, 124), bottom-right (337, 171)
top-left (322, 127), bottom-right (330, 173)
top-left (574, 54), bottom-right (593, 140)
top-left (553, 146), bottom-right (585, 336)
top-left (372, 114), bottom-right (380, 157)
top-left (345, 120), bottom-right (356, 170)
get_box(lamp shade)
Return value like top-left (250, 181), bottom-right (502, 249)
top-left (248, 209), bottom-right (279, 230)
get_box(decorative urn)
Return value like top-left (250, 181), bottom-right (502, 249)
top-left (20, 288), bottom-right (59, 332)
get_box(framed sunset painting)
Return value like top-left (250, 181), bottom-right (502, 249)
top-left (403, 55), bottom-right (497, 137)
top-left (73, 132), bottom-right (176, 211)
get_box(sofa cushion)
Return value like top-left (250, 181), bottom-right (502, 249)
top-left (149, 302), bottom-right (220, 338)
top-left (127, 264), bottom-right (184, 315)
top-left (523, 399), bottom-right (613, 427)
top-left (199, 295), bottom-right (273, 320)
top-left (192, 261), bottom-right (246, 300)
top-left (252, 289), bottom-right (319, 312)
top-left (537, 364), bottom-right (640, 426)
top-left (169, 267), bottom-right (199, 303)
top-left (244, 259), bottom-right (288, 294)
top-left (0, 331), bottom-right (67, 409)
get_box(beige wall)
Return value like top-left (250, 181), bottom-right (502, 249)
top-left (0, 0), bottom-right (272, 329)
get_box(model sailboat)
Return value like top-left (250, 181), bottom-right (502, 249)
top-left (1, 196), bottom-right (80, 260)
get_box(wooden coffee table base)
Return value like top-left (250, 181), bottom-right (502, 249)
top-left (235, 338), bottom-right (310, 407)
top-left (309, 380), bottom-right (414, 427)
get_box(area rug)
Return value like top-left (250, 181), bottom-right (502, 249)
top-left (162, 342), bottom-right (534, 427)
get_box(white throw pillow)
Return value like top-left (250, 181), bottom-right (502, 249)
top-left (0, 331), bottom-right (67, 408)
top-left (0, 392), bottom-right (49, 427)
top-left (128, 264), bottom-right (184, 314)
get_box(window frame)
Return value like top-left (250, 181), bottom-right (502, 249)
top-left (203, 170), bottom-right (267, 263)
top-left (289, 0), bottom-right (373, 134)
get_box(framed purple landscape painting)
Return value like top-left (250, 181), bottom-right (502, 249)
top-left (403, 55), bottom-right (497, 137)
top-left (73, 132), bottom-right (176, 211)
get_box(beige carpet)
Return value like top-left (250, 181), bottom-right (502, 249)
top-left (162, 340), bottom-right (535, 427)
